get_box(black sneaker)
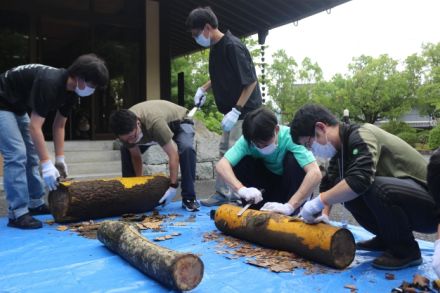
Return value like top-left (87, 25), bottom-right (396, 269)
top-left (8, 213), bottom-right (43, 229)
top-left (356, 236), bottom-right (387, 251)
top-left (182, 199), bottom-right (200, 212)
top-left (29, 204), bottom-right (51, 215)
top-left (372, 250), bottom-right (422, 270)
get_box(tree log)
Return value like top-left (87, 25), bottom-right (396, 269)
top-left (49, 176), bottom-right (169, 223)
top-left (97, 221), bottom-right (204, 291)
top-left (213, 204), bottom-right (355, 269)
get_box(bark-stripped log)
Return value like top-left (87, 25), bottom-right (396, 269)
top-left (49, 176), bottom-right (169, 223)
top-left (213, 204), bottom-right (355, 269)
top-left (97, 221), bottom-right (204, 291)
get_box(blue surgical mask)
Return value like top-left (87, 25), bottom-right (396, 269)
top-left (311, 134), bottom-right (337, 159)
top-left (257, 143), bottom-right (277, 155)
top-left (195, 31), bottom-right (210, 47)
top-left (75, 80), bottom-right (95, 97)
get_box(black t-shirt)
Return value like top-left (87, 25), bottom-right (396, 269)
top-left (209, 31), bottom-right (262, 116)
top-left (0, 64), bottom-right (77, 117)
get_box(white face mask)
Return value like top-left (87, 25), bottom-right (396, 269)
top-left (257, 143), bottom-right (277, 155)
top-left (75, 80), bottom-right (95, 97)
top-left (195, 31), bottom-right (210, 47)
top-left (311, 135), bottom-right (337, 160)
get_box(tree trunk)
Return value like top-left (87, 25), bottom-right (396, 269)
top-left (213, 204), bottom-right (355, 269)
top-left (97, 221), bottom-right (204, 291)
top-left (49, 176), bottom-right (169, 223)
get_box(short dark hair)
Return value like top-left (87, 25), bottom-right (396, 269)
top-left (68, 53), bottom-right (109, 89)
top-left (242, 107), bottom-right (277, 145)
top-left (185, 7), bottom-right (218, 30)
top-left (290, 104), bottom-right (338, 144)
top-left (109, 109), bottom-right (138, 135)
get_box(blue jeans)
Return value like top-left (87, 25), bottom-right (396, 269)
top-left (0, 110), bottom-right (45, 219)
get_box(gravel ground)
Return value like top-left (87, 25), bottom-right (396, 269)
top-left (0, 179), bottom-right (436, 242)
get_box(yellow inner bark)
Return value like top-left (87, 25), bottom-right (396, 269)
top-left (60, 176), bottom-right (159, 188)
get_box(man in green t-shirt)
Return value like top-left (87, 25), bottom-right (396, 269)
top-left (216, 107), bottom-right (322, 215)
top-left (109, 100), bottom-right (200, 212)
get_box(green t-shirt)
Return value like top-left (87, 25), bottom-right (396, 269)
top-left (224, 125), bottom-right (316, 175)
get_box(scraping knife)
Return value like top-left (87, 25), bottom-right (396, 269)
top-left (237, 201), bottom-right (252, 216)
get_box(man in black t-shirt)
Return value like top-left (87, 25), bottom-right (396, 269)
top-left (186, 7), bottom-right (262, 206)
top-left (0, 54), bottom-right (108, 229)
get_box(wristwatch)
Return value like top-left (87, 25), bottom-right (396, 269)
top-left (169, 182), bottom-right (179, 188)
top-left (234, 105), bottom-right (243, 112)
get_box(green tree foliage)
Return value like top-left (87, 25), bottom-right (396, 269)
top-left (171, 50), bottom-right (222, 133)
top-left (267, 49), bottom-right (323, 123)
top-left (417, 130), bottom-right (430, 145)
top-left (171, 37), bottom-right (440, 136)
top-left (413, 43), bottom-right (440, 117)
top-left (313, 74), bottom-right (350, 119)
top-left (344, 54), bottom-right (411, 123)
top-left (380, 120), bottom-right (415, 135)
top-left (397, 132), bottom-right (418, 147)
top-left (428, 125), bottom-right (440, 150)
top-left (170, 49), bottom-right (217, 113)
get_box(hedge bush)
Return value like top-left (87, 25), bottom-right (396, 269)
top-left (416, 130), bottom-right (430, 145)
top-left (429, 126), bottom-right (440, 150)
top-left (194, 110), bottom-right (222, 134)
top-left (397, 132), bottom-right (418, 147)
top-left (381, 121), bottom-right (415, 135)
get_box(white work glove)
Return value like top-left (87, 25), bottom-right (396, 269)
top-left (237, 187), bottom-right (263, 204)
top-left (193, 87), bottom-right (207, 107)
top-left (41, 160), bottom-right (60, 191)
top-left (433, 239), bottom-right (440, 278)
top-left (299, 194), bottom-right (325, 224)
top-left (314, 214), bottom-right (330, 224)
top-left (158, 187), bottom-right (177, 206)
top-left (260, 202), bottom-right (294, 216)
top-left (55, 155), bottom-right (68, 178)
top-left (221, 108), bottom-right (241, 132)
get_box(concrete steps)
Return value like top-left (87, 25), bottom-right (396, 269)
top-left (1, 140), bottom-right (122, 191)
top-left (49, 140), bottom-right (122, 179)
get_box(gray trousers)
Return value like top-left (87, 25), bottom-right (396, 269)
top-left (215, 120), bottom-right (243, 197)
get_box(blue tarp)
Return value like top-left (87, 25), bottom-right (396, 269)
top-left (0, 202), bottom-right (437, 292)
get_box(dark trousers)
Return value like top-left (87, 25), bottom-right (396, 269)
top-left (344, 176), bottom-right (438, 257)
top-left (120, 122), bottom-right (196, 200)
top-left (232, 152), bottom-right (307, 213)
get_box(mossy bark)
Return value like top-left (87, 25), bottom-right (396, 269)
top-left (98, 221), bottom-right (204, 291)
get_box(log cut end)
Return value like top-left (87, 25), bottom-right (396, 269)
top-left (172, 254), bottom-right (204, 291)
top-left (48, 184), bottom-right (71, 222)
top-left (330, 228), bottom-right (356, 269)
